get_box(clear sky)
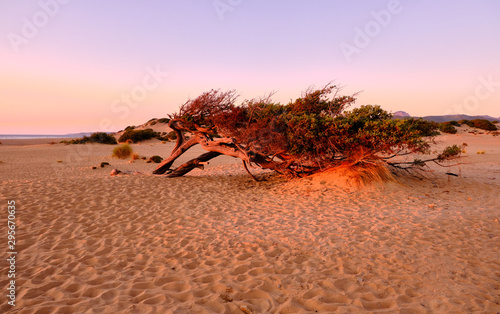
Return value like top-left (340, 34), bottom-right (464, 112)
top-left (1, 0), bottom-right (499, 134)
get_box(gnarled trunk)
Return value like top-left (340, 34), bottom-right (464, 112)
top-left (152, 119), bottom-right (311, 179)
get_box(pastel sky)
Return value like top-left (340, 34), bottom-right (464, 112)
top-left (1, 0), bottom-right (500, 134)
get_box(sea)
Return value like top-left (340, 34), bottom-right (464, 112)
top-left (0, 133), bottom-right (91, 140)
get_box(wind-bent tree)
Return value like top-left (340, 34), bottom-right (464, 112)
top-left (153, 84), bottom-right (461, 179)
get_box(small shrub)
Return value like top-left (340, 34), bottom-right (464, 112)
top-left (465, 119), bottom-right (497, 131)
top-left (100, 162), bottom-right (110, 167)
top-left (439, 123), bottom-right (457, 134)
top-left (166, 131), bottom-right (177, 140)
top-left (156, 131), bottom-right (177, 141)
top-left (63, 132), bottom-right (117, 144)
top-left (448, 120), bottom-right (460, 127)
top-left (147, 155), bottom-right (163, 163)
top-left (150, 121), bottom-right (157, 126)
top-left (477, 150), bottom-right (485, 154)
top-left (158, 118), bottom-right (170, 124)
top-left (131, 153), bottom-right (140, 160)
top-left (112, 144), bottom-right (133, 159)
top-left (118, 129), bottom-right (158, 143)
top-left (458, 119), bottom-right (469, 125)
top-left (125, 125), bottom-right (135, 131)
top-left (88, 132), bottom-right (117, 144)
top-left (438, 145), bottom-right (462, 161)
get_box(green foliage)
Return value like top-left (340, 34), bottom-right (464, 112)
top-left (438, 145), bottom-right (462, 161)
top-left (62, 132), bottom-right (117, 144)
top-left (439, 122), bottom-right (458, 134)
top-left (465, 119), bottom-right (497, 131)
top-left (112, 144), bottom-right (133, 159)
top-left (118, 129), bottom-right (158, 143)
top-left (448, 120), bottom-right (460, 127)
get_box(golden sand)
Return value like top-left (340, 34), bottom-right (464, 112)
top-left (0, 128), bottom-right (499, 313)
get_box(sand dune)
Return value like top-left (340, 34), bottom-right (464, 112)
top-left (0, 133), bottom-right (499, 313)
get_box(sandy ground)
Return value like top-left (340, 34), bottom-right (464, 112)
top-left (0, 129), bottom-right (499, 313)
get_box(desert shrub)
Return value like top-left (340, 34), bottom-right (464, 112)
top-left (166, 131), bottom-right (177, 140)
top-left (448, 120), bottom-right (460, 127)
top-left (150, 121), bottom-right (157, 126)
top-left (458, 119), bottom-right (469, 125)
top-left (112, 144), bottom-right (133, 159)
top-left (439, 122), bottom-right (458, 134)
top-left (156, 131), bottom-right (177, 141)
top-left (465, 119), bottom-right (497, 131)
top-left (438, 145), bottom-right (462, 161)
top-left (62, 132), bottom-right (117, 144)
top-left (158, 118), bottom-right (170, 123)
top-left (118, 129), bottom-right (158, 143)
top-left (88, 132), bottom-right (117, 144)
top-left (147, 155), bottom-right (163, 163)
top-left (125, 125), bottom-right (135, 131)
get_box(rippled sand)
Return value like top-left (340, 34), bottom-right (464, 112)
top-left (0, 132), bottom-right (499, 313)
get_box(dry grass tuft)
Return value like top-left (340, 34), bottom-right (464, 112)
top-left (112, 144), bottom-right (133, 159)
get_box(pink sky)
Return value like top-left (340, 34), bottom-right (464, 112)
top-left (1, 1), bottom-right (499, 134)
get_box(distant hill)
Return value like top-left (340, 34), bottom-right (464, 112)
top-left (421, 114), bottom-right (499, 123)
top-left (393, 111), bottom-right (411, 118)
top-left (392, 112), bottom-right (499, 123)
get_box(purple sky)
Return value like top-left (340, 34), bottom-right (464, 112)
top-left (1, 0), bottom-right (500, 134)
